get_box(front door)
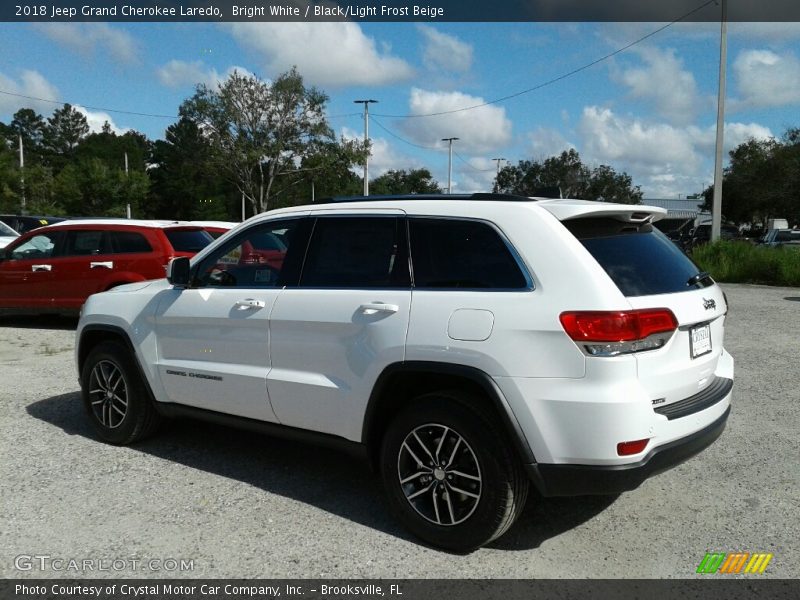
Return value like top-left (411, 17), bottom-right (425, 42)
top-left (153, 216), bottom-right (308, 422)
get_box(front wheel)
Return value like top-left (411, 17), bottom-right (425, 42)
top-left (80, 340), bottom-right (161, 445)
top-left (380, 392), bottom-right (529, 552)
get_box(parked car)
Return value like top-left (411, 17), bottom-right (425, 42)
top-left (0, 214), bottom-right (66, 234)
top-left (190, 221), bottom-right (238, 239)
top-left (0, 219), bottom-right (213, 315)
top-left (0, 220), bottom-right (19, 249)
top-left (761, 228), bottom-right (800, 249)
top-left (685, 223), bottom-right (741, 251)
top-left (75, 194), bottom-right (732, 552)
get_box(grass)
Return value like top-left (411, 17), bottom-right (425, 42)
top-left (691, 240), bottom-right (800, 287)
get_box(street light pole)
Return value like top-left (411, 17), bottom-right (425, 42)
top-left (711, 0), bottom-right (727, 242)
top-left (354, 99), bottom-right (378, 196)
top-left (18, 135), bottom-right (26, 215)
top-left (442, 137), bottom-right (459, 194)
top-left (492, 157), bottom-right (506, 192)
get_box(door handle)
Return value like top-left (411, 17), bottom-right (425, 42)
top-left (31, 264), bottom-right (52, 272)
top-left (90, 261), bottom-right (114, 269)
top-left (359, 302), bottom-right (399, 315)
top-left (234, 299), bottom-right (266, 310)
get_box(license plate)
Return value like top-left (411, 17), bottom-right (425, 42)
top-left (690, 324), bottom-right (712, 358)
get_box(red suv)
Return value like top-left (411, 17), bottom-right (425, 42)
top-left (0, 219), bottom-right (213, 315)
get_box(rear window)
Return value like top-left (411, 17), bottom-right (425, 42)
top-left (564, 218), bottom-right (707, 297)
top-left (409, 218), bottom-right (528, 289)
top-left (164, 229), bottom-right (213, 253)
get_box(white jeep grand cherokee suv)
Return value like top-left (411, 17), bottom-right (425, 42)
top-left (76, 194), bottom-right (733, 551)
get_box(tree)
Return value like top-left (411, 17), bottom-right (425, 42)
top-left (44, 104), bottom-right (89, 159)
top-left (701, 129), bottom-right (800, 226)
top-left (370, 168), bottom-right (443, 195)
top-left (495, 149), bottom-right (642, 204)
top-left (180, 68), bottom-right (365, 214)
top-left (148, 117), bottom-right (235, 220)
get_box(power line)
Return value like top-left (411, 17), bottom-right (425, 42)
top-left (0, 89), bottom-right (363, 123)
top-left (0, 89), bottom-right (179, 119)
top-left (454, 152), bottom-right (495, 173)
top-left (372, 0), bottom-right (717, 119)
top-left (369, 116), bottom-right (443, 151)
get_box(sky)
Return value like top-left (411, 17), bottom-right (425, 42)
top-left (1, 19), bottom-right (799, 199)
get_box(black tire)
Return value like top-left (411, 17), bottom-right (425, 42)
top-left (380, 391), bottom-right (529, 552)
top-left (80, 340), bottom-right (162, 445)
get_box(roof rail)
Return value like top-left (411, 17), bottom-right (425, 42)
top-left (318, 193), bottom-right (535, 203)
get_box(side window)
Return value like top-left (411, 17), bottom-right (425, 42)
top-left (65, 230), bottom-right (109, 256)
top-left (299, 217), bottom-right (410, 288)
top-left (409, 218), bottom-right (528, 289)
top-left (194, 219), bottom-right (301, 288)
top-left (109, 231), bottom-right (153, 254)
top-left (9, 232), bottom-right (63, 260)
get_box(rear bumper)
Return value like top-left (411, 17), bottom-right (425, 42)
top-left (526, 405), bottom-right (730, 496)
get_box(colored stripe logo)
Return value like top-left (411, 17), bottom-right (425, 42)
top-left (697, 552), bottom-right (773, 574)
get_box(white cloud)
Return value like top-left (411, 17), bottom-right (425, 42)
top-left (226, 22), bottom-right (413, 87)
top-left (576, 106), bottom-right (773, 197)
top-left (614, 46), bottom-right (703, 125)
top-left (73, 106), bottom-right (128, 135)
top-left (732, 49), bottom-right (800, 109)
top-left (528, 127), bottom-right (576, 159)
top-left (0, 70), bottom-right (60, 116)
top-left (156, 61), bottom-right (255, 89)
top-left (401, 88), bottom-right (512, 154)
top-left (417, 25), bottom-right (473, 73)
top-left (454, 157), bottom-right (497, 193)
top-left (34, 23), bottom-right (138, 64)
top-left (341, 126), bottom-right (422, 178)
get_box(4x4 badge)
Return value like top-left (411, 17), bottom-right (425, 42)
top-left (703, 298), bottom-right (716, 310)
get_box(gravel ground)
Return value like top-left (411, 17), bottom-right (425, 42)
top-left (0, 283), bottom-right (798, 579)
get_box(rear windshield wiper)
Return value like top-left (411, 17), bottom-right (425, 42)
top-left (687, 271), bottom-right (712, 287)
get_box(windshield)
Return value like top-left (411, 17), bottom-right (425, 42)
top-left (0, 221), bottom-right (18, 237)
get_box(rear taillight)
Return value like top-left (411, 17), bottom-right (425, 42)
top-left (559, 309), bottom-right (677, 356)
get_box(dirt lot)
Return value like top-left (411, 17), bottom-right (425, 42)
top-left (1, 283), bottom-right (798, 578)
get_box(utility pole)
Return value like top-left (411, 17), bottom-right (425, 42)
top-left (354, 99), bottom-right (378, 196)
top-left (18, 135), bottom-right (26, 215)
top-left (492, 157), bottom-right (506, 192)
top-left (711, 0), bottom-right (727, 242)
top-left (124, 152), bottom-right (131, 219)
top-left (442, 137), bottom-right (459, 194)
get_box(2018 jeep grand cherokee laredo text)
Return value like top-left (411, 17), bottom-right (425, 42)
top-left (75, 194), bottom-right (733, 552)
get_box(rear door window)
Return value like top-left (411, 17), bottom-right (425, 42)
top-left (409, 218), bottom-right (528, 289)
top-left (564, 217), bottom-right (706, 297)
top-left (299, 217), bottom-right (410, 288)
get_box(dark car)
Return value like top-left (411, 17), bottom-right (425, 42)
top-left (686, 224), bottom-right (740, 251)
top-left (761, 228), bottom-right (800, 249)
top-left (0, 215), bottom-right (66, 234)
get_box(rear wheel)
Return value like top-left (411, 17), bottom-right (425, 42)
top-left (380, 392), bottom-right (528, 552)
top-left (81, 341), bottom-right (161, 445)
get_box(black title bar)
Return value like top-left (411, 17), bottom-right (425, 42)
top-left (4, 0), bottom-right (800, 22)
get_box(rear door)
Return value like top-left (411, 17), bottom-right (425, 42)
top-left (267, 213), bottom-right (411, 439)
top-left (51, 229), bottom-right (114, 309)
top-left (563, 217), bottom-right (727, 406)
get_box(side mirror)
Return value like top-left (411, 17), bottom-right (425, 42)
top-left (166, 257), bottom-right (191, 286)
